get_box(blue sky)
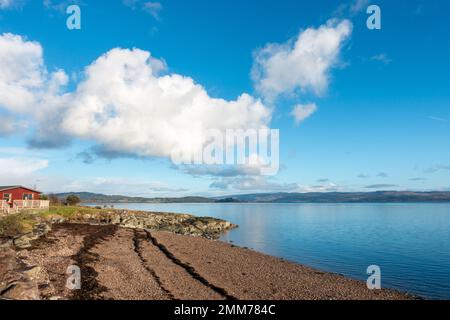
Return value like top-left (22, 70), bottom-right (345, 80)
top-left (0, 0), bottom-right (449, 196)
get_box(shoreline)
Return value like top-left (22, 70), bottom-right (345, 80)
top-left (0, 206), bottom-right (416, 300)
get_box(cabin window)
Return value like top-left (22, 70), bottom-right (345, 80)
top-left (3, 193), bottom-right (12, 202)
top-left (23, 193), bottom-right (34, 200)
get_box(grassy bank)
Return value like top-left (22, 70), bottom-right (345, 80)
top-left (0, 205), bottom-right (236, 240)
top-left (0, 206), bottom-right (101, 237)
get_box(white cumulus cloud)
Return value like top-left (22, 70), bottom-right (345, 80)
top-left (0, 33), bottom-right (45, 111)
top-left (252, 19), bottom-right (352, 100)
top-left (59, 48), bottom-right (270, 159)
top-left (0, 33), bottom-right (68, 114)
top-left (0, 34), bottom-right (271, 162)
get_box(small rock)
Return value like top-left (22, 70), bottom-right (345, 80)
top-left (13, 235), bottom-right (34, 249)
top-left (23, 266), bottom-right (42, 280)
top-left (0, 239), bottom-right (13, 248)
top-left (1, 281), bottom-right (40, 300)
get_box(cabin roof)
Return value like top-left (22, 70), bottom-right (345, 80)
top-left (0, 185), bottom-right (42, 193)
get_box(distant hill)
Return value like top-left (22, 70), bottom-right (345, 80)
top-left (214, 191), bottom-right (450, 203)
top-left (53, 191), bottom-right (450, 203)
top-left (54, 192), bottom-right (214, 203)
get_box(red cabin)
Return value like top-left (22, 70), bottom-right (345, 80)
top-left (0, 186), bottom-right (42, 206)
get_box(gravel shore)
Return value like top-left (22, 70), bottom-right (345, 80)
top-left (5, 223), bottom-right (414, 300)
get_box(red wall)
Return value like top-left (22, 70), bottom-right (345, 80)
top-left (1, 187), bottom-right (41, 203)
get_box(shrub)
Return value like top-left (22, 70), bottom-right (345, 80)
top-left (0, 213), bottom-right (36, 237)
top-left (65, 195), bottom-right (81, 206)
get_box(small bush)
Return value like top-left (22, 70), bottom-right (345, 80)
top-left (66, 195), bottom-right (81, 206)
top-left (0, 213), bottom-right (36, 237)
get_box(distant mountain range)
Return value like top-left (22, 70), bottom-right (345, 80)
top-left (54, 191), bottom-right (450, 203)
top-left (54, 192), bottom-right (214, 203)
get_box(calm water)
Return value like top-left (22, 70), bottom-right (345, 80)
top-left (87, 202), bottom-right (450, 299)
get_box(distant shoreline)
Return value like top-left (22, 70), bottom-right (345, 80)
top-left (85, 201), bottom-right (450, 204)
top-left (54, 191), bottom-right (450, 204)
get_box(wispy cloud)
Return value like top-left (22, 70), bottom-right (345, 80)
top-left (364, 184), bottom-right (398, 189)
top-left (122, 0), bottom-right (139, 9)
top-left (370, 54), bottom-right (392, 65)
top-left (350, 0), bottom-right (369, 14)
top-left (298, 182), bottom-right (341, 193)
top-left (0, 157), bottom-right (48, 177)
top-left (142, 1), bottom-right (162, 20)
top-left (43, 0), bottom-right (82, 13)
top-left (0, 0), bottom-right (20, 9)
top-left (123, 0), bottom-right (163, 20)
top-left (0, 0), bottom-right (12, 9)
top-left (424, 165), bottom-right (450, 173)
top-left (0, 147), bottom-right (45, 157)
top-left (76, 151), bottom-right (95, 164)
top-left (357, 174), bottom-right (370, 179)
top-left (89, 177), bottom-right (188, 194)
top-left (409, 177), bottom-right (427, 181)
top-left (178, 160), bottom-right (270, 178)
top-left (334, 0), bottom-right (369, 17)
top-left (291, 103), bottom-right (317, 125)
top-left (428, 116), bottom-right (448, 122)
top-left (210, 176), bottom-right (299, 192)
top-left (377, 172), bottom-right (389, 178)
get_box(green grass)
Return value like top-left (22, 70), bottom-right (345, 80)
top-left (0, 206), bottom-right (104, 237)
top-left (41, 206), bottom-right (79, 218)
top-left (0, 212), bottom-right (37, 237)
top-left (41, 205), bottom-right (107, 217)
